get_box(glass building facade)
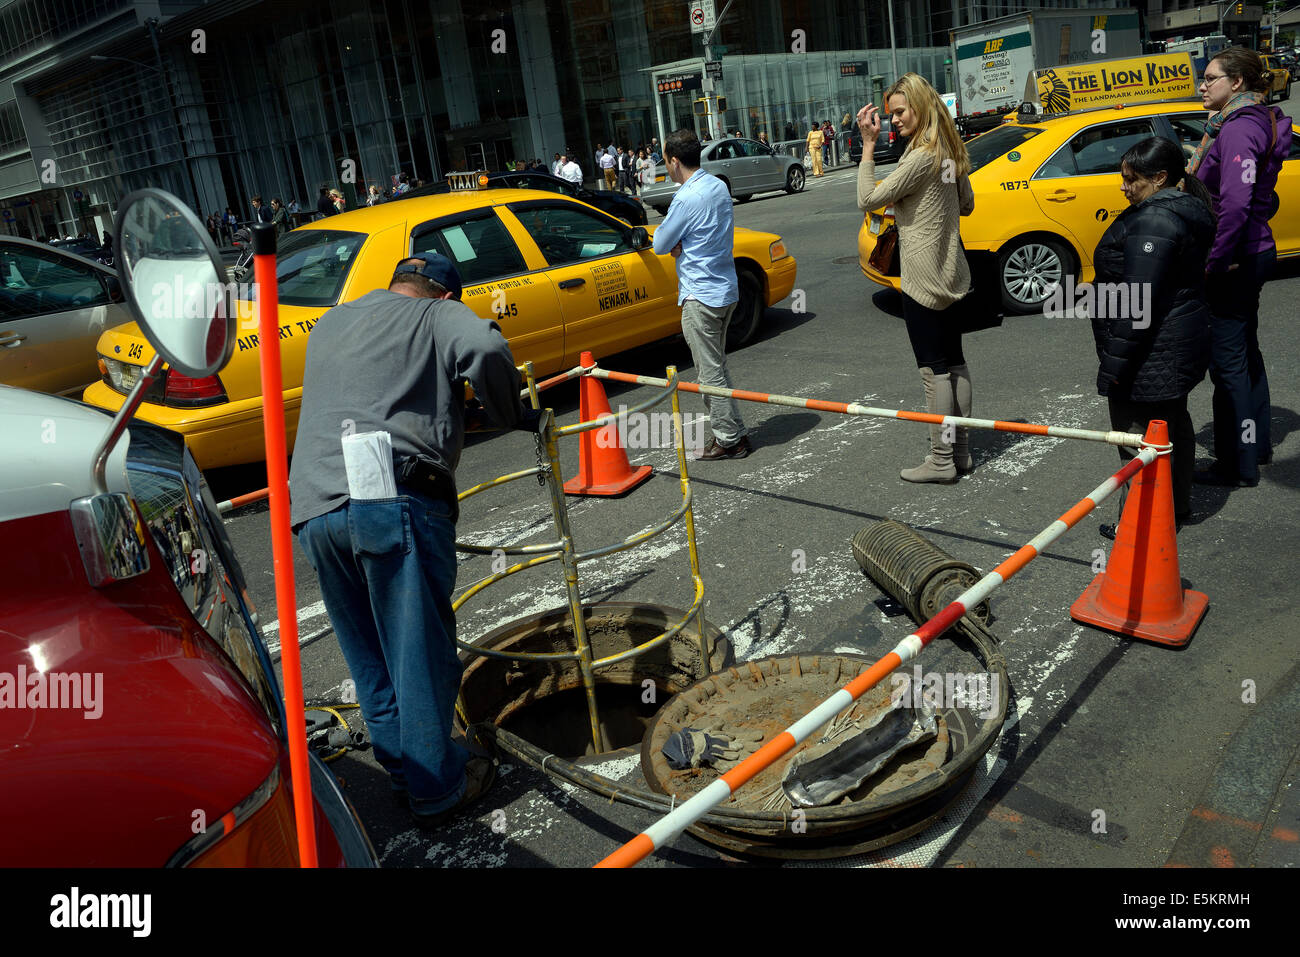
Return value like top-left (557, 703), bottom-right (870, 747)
top-left (0, 0), bottom-right (1135, 239)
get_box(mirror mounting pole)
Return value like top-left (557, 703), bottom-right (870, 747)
top-left (91, 352), bottom-right (164, 494)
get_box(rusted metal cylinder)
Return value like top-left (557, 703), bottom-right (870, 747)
top-left (851, 520), bottom-right (991, 625)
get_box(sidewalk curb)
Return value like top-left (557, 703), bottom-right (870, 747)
top-left (1165, 658), bottom-right (1300, 867)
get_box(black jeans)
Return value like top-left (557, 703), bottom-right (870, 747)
top-left (1206, 248), bottom-right (1274, 481)
top-left (1107, 394), bottom-right (1195, 521)
top-left (901, 292), bottom-right (965, 374)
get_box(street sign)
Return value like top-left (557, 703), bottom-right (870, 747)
top-left (689, 0), bottom-right (715, 35)
top-left (706, 61), bottom-right (723, 80)
top-left (657, 74), bottom-right (703, 94)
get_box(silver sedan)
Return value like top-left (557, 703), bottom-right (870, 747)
top-left (0, 236), bottom-right (132, 396)
top-left (641, 137), bottom-right (806, 214)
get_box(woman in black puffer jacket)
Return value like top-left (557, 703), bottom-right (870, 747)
top-left (1091, 136), bottom-right (1216, 528)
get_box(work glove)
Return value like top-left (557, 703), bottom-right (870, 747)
top-left (662, 722), bottom-right (765, 771)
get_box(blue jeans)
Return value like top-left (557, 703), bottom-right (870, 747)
top-left (1206, 248), bottom-right (1274, 481)
top-left (296, 492), bottom-right (468, 814)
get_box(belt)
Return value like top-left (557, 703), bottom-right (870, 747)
top-left (394, 457), bottom-right (459, 523)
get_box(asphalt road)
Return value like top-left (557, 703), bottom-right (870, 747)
top-left (210, 131), bottom-right (1300, 869)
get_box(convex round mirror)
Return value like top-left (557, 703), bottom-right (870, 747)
top-left (113, 188), bottom-right (235, 378)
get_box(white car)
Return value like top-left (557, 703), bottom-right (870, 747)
top-left (641, 137), bottom-right (806, 214)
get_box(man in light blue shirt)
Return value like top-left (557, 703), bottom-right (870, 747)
top-left (652, 129), bottom-right (750, 459)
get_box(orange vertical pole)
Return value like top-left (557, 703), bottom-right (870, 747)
top-left (252, 223), bottom-right (317, 867)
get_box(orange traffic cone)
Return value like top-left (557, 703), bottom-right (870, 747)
top-left (563, 352), bottom-right (653, 497)
top-left (1070, 420), bottom-right (1208, 647)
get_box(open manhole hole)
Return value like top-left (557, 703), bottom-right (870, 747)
top-left (457, 602), bottom-right (732, 760)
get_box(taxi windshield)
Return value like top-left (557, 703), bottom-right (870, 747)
top-left (966, 126), bottom-right (1044, 174)
top-left (271, 230), bottom-right (366, 307)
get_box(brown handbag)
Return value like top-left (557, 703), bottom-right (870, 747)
top-left (868, 223), bottom-right (900, 275)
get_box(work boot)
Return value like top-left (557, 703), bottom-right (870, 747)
top-left (949, 363), bottom-right (973, 474)
top-left (900, 367), bottom-right (957, 484)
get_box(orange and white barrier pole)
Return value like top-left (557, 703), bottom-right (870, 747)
top-left (596, 441), bottom-right (1163, 868)
top-left (253, 222), bottom-right (317, 867)
top-left (216, 487), bottom-right (270, 513)
top-left (591, 365), bottom-right (1146, 449)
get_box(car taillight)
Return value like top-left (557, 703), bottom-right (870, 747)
top-left (164, 371), bottom-right (227, 407)
top-left (183, 771), bottom-right (299, 867)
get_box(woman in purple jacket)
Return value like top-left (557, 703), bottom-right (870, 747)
top-left (1189, 48), bottom-right (1292, 487)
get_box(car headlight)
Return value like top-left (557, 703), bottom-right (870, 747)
top-left (769, 240), bottom-right (788, 262)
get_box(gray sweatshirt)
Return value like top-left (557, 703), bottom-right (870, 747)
top-left (289, 289), bottom-right (520, 528)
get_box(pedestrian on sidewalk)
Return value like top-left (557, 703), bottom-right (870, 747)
top-left (652, 128), bottom-right (751, 460)
top-left (856, 73), bottom-right (976, 484)
top-left (636, 148), bottom-right (653, 191)
top-left (1189, 47), bottom-right (1292, 488)
top-left (270, 198), bottom-right (290, 235)
top-left (600, 148), bottom-right (617, 190)
top-left (806, 123), bottom-right (825, 176)
top-left (559, 153), bottom-right (583, 185)
top-left (616, 146), bottom-right (633, 193)
top-left (821, 119), bottom-right (835, 167)
top-left (290, 252), bottom-right (532, 829)
top-left (1091, 136), bottom-right (1216, 533)
top-left (317, 185), bottom-right (336, 219)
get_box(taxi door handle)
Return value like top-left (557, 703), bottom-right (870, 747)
top-left (0, 332), bottom-right (27, 346)
top-left (558, 278), bottom-right (585, 289)
top-left (1044, 190), bottom-right (1076, 201)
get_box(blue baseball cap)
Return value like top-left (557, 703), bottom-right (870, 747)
top-left (394, 252), bottom-right (462, 300)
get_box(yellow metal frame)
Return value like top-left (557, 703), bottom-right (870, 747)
top-left (452, 361), bottom-right (707, 753)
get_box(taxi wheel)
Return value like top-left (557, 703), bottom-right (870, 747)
top-left (998, 237), bottom-right (1071, 313)
top-left (786, 166), bottom-right (806, 193)
top-left (726, 269), bottom-right (764, 350)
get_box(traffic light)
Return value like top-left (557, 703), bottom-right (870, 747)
top-left (694, 97), bottom-right (710, 116)
top-left (1235, 2), bottom-right (1243, 13)
top-left (716, 95), bottom-right (727, 111)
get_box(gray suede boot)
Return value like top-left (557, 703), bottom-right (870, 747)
top-left (949, 363), bottom-right (973, 474)
top-left (900, 367), bottom-right (957, 484)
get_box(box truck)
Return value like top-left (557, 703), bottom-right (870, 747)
top-left (951, 8), bottom-right (1142, 138)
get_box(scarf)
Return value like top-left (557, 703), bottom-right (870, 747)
top-left (1187, 90), bottom-right (1267, 175)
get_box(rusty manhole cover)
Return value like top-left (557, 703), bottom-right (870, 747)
top-left (641, 654), bottom-right (949, 812)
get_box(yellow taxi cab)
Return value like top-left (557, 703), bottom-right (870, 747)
top-left (860, 54), bottom-right (1300, 313)
top-left (1260, 55), bottom-right (1292, 102)
top-left (84, 183), bottom-right (797, 469)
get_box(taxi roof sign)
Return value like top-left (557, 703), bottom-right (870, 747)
top-left (447, 170), bottom-right (489, 191)
top-left (1028, 53), bottom-right (1199, 115)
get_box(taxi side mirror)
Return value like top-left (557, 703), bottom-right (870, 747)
top-left (630, 227), bottom-right (650, 250)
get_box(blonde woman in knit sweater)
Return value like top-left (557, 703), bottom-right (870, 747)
top-left (857, 73), bottom-right (976, 484)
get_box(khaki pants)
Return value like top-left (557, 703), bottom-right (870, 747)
top-left (680, 299), bottom-right (745, 444)
top-left (810, 148), bottom-right (823, 176)
top-left (603, 169), bottom-right (617, 189)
